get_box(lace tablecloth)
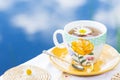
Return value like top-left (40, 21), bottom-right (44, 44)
top-left (1, 53), bottom-right (120, 80)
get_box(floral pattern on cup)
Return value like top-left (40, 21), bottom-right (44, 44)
top-left (71, 39), bottom-right (94, 55)
top-left (71, 39), bottom-right (95, 66)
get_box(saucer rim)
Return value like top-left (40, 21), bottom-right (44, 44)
top-left (49, 44), bottom-right (120, 76)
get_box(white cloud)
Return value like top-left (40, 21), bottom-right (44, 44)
top-left (11, 0), bottom-right (87, 35)
top-left (94, 0), bottom-right (120, 28)
top-left (109, 0), bottom-right (120, 6)
top-left (0, 0), bottom-right (15, 10)
top-left (93, 10), bottom-right (107, 22)
top-left (0, 0), bottom-right (30, 11)
top-left (111, 5), bottom-right (120, 24)
top-left (93, 9), bottom-right (117, 28)
top-left (12, 11), bottom-right (72, 35)
top-left (12, 12), bottom-right (50, 34)
top-left (56, 0), bottom-right (86, 10)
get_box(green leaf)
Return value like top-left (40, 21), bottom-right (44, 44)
top-left (89, 52), bottom-right (94, 55)
top-left (80, 59), bottom-right (86, 64)
top-left (78, 56), bottom-right (83, 59)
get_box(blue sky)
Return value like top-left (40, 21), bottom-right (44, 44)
top-left (0, 0), bottom-right (120, 75)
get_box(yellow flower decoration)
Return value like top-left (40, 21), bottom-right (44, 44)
top-left (79, 29), bottom-right (86, 35)
top-left (26, 69), bottom-right (32, 75)
top-left (71, 39), bottom-right (94, 55)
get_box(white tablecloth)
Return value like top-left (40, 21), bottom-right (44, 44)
top-left (1, 53), bottom-right (120, 80)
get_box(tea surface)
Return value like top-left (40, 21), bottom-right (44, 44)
top-left (68, 26), bottom-right (101, 37)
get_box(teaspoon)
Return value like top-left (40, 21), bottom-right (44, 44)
top-left (43, 50), bottom-right (84, 70)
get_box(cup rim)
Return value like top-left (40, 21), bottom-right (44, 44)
top-left (64, 20), bottom-right (107, 39)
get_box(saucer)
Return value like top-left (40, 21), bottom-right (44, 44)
top-left (48, 44), bottom-right (120, 76)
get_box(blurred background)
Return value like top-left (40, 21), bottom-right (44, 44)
top-left (0, 0), bottom-right (120, 75)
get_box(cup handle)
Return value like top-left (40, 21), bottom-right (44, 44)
top-left (53, 30), bottom-right (65, 48)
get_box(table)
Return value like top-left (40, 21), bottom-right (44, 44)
top-left (1, 53), bottom-right (120, 80)
top-left (21, 53), bottom-right (120, 80)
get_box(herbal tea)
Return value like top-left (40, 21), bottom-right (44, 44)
top-left (68, 26), bottom-right (101, 37)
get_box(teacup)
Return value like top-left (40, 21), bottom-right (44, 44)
top-left (53, 20), bottom-right (107, 66)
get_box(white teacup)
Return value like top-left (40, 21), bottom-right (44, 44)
top-left (53, 20), bottom-right (107, 66)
